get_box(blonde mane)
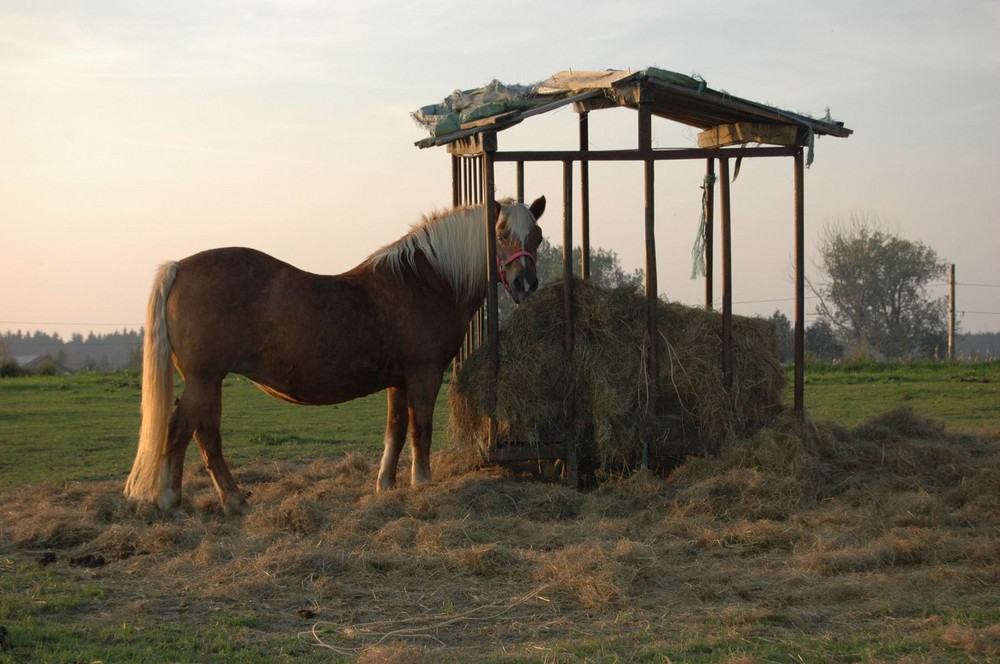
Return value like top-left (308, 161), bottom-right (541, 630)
top-left (366, 201), bottom-right (537, 304)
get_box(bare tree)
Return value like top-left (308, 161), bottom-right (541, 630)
top-left (809, 211), bottom-right (947, 359)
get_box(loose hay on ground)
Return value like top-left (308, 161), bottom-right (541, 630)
top-left (1, 409), bottom-right (998, 661)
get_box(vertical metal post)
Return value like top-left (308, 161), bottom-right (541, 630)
top-left (562, 158), bottom-right (578, 486)
top-left (483, 142), bottom-right (500, 450)
top-left (562, 160), bottom-right (574, 352)
top-left (579, 111), bottom-right (592, 280)
top-left (704, 159), bottom-right (716, 310)
top-left (639, 103), bottom-right (658, 421)
top-left (948, 263), bottom-right (956, 360)
top-left (719, 158), bottom-right (733, 392)
top-left (516, 161), bottom-right (525, 203)
top-left (793, 149), bottom-right (805, 417)
top-left (475, 156), bottom-right (483, 204)
top-left (451, 155), bottom-right (460, 207)
top-left (462, 158), bottom-right (470, 204)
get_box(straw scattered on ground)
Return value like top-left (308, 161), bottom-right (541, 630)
top-left (1, 408), bottom-right (998, 661)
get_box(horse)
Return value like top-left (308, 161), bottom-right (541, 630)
top-left (124, 196), bottom-right (546, 515)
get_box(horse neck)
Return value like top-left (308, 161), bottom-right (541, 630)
top-left (366, 206), bottom-right (490, 310)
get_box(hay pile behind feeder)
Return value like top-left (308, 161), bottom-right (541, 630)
top-left (449, 279), bottom-right (784, 474)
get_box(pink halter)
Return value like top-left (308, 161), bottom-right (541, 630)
top-left (497, 251), bottom-right (536, 294)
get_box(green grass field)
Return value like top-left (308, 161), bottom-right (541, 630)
top-left (0, 361), bottom-right (997, 489)
top-left (0, 373), bottom-right (451, 488)
top-left (799, 359), bottom-right (999, 431)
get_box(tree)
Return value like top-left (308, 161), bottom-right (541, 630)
top-left (534, 238), bottom-right (644, 291)
top-left (498, 238), bottom-right (643, 318)
top-left (766, 310), bottom-right (793, 363)
top-left (805, 318), bottom-right (844, 361)
top-left (809, 212), bottom-right (947, 359)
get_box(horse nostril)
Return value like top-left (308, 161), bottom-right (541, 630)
top-left (512, 275), bottom-right (538, 301)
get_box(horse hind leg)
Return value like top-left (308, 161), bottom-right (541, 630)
top-left (190, 380), bottom-right (247, 515)
top-left (159, 402), bottom-right (196, 512)
top-left (377, 386), bottom-right (408, 492)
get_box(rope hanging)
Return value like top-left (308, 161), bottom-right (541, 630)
top-left (690, 172), bottom-right (717, 279)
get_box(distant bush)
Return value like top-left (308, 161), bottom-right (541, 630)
top-left (0, 359), bottom-right (25, 378)
top-left (36, 359), bottom-right (58, 376)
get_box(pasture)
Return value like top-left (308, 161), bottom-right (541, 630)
top-left (0, 362), bottom-right (998, 662)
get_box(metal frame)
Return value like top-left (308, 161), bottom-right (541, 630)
top-left (445, 92), bottom-right (814, 474)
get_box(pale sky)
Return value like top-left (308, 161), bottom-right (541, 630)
top-left (2, 0), bottom-right (999, 338)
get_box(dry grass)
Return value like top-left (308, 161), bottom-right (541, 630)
top-left (1, 408), bottom-right (998, 661)
top-left (450, 279), bottom-right (785, 474)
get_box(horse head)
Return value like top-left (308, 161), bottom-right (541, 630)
top-left (495, 196), bottom-right (545, 304)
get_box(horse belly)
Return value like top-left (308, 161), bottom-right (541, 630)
top-left (238, 341), bottom-right (400, 406)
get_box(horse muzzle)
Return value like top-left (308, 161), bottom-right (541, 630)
top-left (498, 251), bottom-right (538, 304)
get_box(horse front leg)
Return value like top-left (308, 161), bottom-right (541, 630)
top-left (406, 369), bottom-right (444, 486)
top-left (377, 386), bottom-right (408, 492)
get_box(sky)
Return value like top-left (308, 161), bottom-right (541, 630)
top-left (2, 0), bottom-right (999, 339)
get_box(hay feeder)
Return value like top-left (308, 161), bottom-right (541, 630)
top-left (413, 68), bottom-right (852, 479)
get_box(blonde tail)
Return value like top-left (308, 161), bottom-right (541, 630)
top-left (124, 261), bottom-right (180, 507)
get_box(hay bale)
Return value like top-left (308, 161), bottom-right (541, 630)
top-left (449, 279), bottom-right (784, 473)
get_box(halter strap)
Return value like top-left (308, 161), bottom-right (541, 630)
top-left (496, 251), bottom-right (535, 294)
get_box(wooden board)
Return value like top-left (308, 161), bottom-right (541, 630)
top-left (536, 69), bottom-right (639, 95)
top-left (698, 122), bottom-right (800, 148)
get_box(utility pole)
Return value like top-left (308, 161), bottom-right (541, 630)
top-left (948, 263), bottom-right (956, 360)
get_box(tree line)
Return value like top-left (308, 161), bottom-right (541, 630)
top-left (1, 329), bottom-right (142, 375)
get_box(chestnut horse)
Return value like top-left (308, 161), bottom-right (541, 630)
top-left (124, 197), bottom-right (545, 514)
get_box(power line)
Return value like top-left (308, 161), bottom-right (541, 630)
top-left (921, 282), bottom-right (999, 289)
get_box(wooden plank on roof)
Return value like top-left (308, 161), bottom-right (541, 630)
top-left (537, 69), bottom-right (639, 95)
top-left (697, 122), bottom-right (800, 148)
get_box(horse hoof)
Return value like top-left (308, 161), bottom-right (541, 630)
top-left (375, 475), bottom-right (396, 492)
top-left (223, 497), bottom-right (247, 517)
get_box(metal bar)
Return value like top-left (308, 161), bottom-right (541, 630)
top-left (704, 159), bottom-right (715, 310)
top-left (451, 155), bottom-right (466, 378)
top-left (477, 305), bottom-right (484, 346)
top-left (719, 157), bottom-right (733, 392)
top-left (516, 161), bottom-right (525, 202)
top-left (639, 104), bottom-right (659, 428)
top-left (561, 158), bottom-right (577, 486)
top-left (579, 111), bottom-right (591, 280)
top-left (794, 149), bottom-right (805, 417)
top-left (487, 444), bottom-right (572, 462)
top-left (483, 144), bottom-right (500, 451)
top-left (475, 155), bottom-right (483, 203)
top-left (562, 160), bottom-right (574, 353)
top-left (492, 146), bottom-right (798, 163)
top-left (463, 157), bottom-right (472, 205)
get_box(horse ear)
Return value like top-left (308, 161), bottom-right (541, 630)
top-left (493, 200), bottom-right (503, 221)
top-left (529, 195), bottom-right (546, 221)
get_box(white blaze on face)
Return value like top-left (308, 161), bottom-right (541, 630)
top-left (503, 204), bottom-right (536, 267)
